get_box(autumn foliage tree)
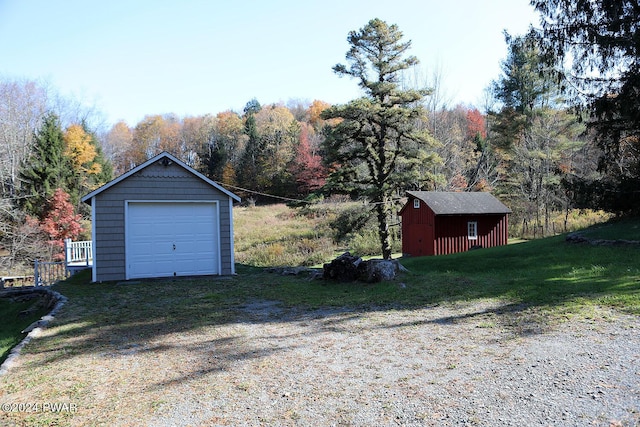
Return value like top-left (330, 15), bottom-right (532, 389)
top-left (64, 124), bottom-right (100, 175)
top-left (129, 115), bottom-right (181, 166)
top-left (38, 188), bottom-right (83, 260)
top-left (104, 121), bottom-right (134, 175)
top-left (63, 123), bottom-right (112, 203)
top-left (466, 108), bottom-right (487, 142)
top-left (291, 124), bottom-right (326, 195)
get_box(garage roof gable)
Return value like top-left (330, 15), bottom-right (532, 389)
top-left (81, 151), bottom-right (241, 204)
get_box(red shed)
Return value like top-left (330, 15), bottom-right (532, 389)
top-left (400, 191), bottom-right (511, 257)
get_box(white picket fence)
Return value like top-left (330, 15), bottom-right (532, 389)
top-left (65, 239), bottom-right (93, 267)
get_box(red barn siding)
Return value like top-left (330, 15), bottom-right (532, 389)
top-left (432, 214), bottom-right (508, 255)
top-left (401, 199), bottom-right (435, 256)
top-left (400, 194), bottom-right (510, 257)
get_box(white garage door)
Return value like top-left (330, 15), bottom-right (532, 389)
top-left (126, 202), bottom-right (219, 279)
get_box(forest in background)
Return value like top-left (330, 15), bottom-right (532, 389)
top-left (2, 3), bottom-right (639, 273)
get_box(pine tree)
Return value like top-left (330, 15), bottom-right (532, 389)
top-left (322, 18), bottom-right (441, 259)
top-left (19, 113), bottom-right (72, 218)
top-left (532, 0), bottom-right (640, 213)
top-left (239, 111), bottom-right (263, 191)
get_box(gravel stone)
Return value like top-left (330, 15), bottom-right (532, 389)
top-left (147, 301), bottom-right (640, 427)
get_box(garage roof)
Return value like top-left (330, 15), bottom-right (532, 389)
top-left (81, 151), bottom-right (241, 204)
top-left (407, 191), bottom-right (511, 215)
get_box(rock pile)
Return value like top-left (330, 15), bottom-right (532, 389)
top-left (322, 252), bottom-right (406, 283)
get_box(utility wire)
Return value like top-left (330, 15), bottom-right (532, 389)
top-left (216, 181), bottom-right (405, 207)
top-left (215, 182), bottom-right (313, 204)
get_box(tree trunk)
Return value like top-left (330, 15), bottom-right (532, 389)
top-left (375, 199), bottom-right (392, 260)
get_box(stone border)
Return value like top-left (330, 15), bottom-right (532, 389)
top-left (0, 287), bottom-right (67, 376)
top-left (566, 232), bottom-right (640, 246)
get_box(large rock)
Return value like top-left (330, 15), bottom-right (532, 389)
top-left (360, 259), bottom-right (404, 283)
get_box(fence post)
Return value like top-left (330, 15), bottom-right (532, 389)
top-left (64, 238), bottom-right (71, 267)
top-left (34, 259), bottom-right (40, 287)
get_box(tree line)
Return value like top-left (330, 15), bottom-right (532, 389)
top-left (1, 0), bottom-right (638, 265)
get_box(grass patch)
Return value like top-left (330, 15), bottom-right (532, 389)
top-left (0, 296), bottom-right (50, 364)
top-left (579, 216), bottom-right (640, 240)
top-left (401, 235), bottom-right (640, 316)
top-left (52, 219), bottom-right (640, 319)
top-left (230, 218), bottom-right (640, 317)
top-left (5, 215), bottom-right (638, 368)
top-left (233, 202), bottom-right (401, 267)
top-left (234, 204), bottom-right (336, 266)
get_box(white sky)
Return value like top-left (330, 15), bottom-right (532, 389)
top-left (0, 0), bottom-right (539, 127)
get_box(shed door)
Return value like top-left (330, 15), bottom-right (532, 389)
top-left (126, 202), bottom-right (219, 279)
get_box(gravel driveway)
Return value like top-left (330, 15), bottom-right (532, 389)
top-left (2, 299), bottom-right (639, 426)
top-left (149, 300), bottom-right (639, 427)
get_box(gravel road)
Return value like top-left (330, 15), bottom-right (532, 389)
top-left (148, 300), bottom-right (639, 427)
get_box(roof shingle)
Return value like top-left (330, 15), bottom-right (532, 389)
top-left (407, 191), bottom-right (511, 215)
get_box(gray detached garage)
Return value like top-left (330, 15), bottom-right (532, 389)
top-left (81, 152), bottom-right (240, 282)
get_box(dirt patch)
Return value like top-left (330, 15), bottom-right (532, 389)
top-left (0, 301), bottom-right (638, 426)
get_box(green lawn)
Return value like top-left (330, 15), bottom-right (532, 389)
top-left (51, 219), bottom-right (640, 325)
top-left (0, 297), bottom-right (50, 365)
top-left (400, 235), bottom-right (640, 315)
top-left (578, 217), bottom-right (640, 240)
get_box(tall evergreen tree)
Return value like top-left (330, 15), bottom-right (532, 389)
top-left (491, 30), bottom-right (587, 235)
top-left (322, 18), bottom-right (441, 259)
top-left (19, 112), bottom-right (71, 218)
top-left (200, 136), bottom-right (227, 182)
top-left (532, 0), bottom-right (640, 213)
top-left (490, 29), bottom-right (556, 149)
top-left (239, 107), bottom-right (263, 191)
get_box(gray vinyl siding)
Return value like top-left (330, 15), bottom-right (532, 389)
top-left (93, 162), bottom-right (235, 281)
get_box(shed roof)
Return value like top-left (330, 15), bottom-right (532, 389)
top-left (81, 151), bottom-right (241, 204)
top-left (407, 191), bottom-right (511, 215)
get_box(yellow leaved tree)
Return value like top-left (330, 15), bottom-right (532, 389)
top-left (64, 124), bottom-right (101, 176)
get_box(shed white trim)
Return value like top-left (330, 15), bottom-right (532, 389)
top-left (90, 196), bottom-right (97, 283)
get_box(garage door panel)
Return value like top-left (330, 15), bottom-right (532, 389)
top-left (127, 202), bottom-right (219, 279)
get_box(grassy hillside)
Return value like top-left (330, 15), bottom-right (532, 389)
top-left (10, 211), bottom-right (639, 343)
top-left (578, 217), bottom-right (640, 240)
top-left (234, 202), bottom-right (401, 266)
top-left (235, 211), bottom-right (640, 317)
top-left (36, 216), bottom-right (637, 348)
top-left (401, 234), bottom-right (639, 315)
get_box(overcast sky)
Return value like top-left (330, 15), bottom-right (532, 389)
top-left (0, 0), bottom-right (539, 126)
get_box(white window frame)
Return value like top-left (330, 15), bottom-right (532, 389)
top-left (467, 221), bottom-right (478, 240)
top-left (413, 198), bottom-right (420, 209)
